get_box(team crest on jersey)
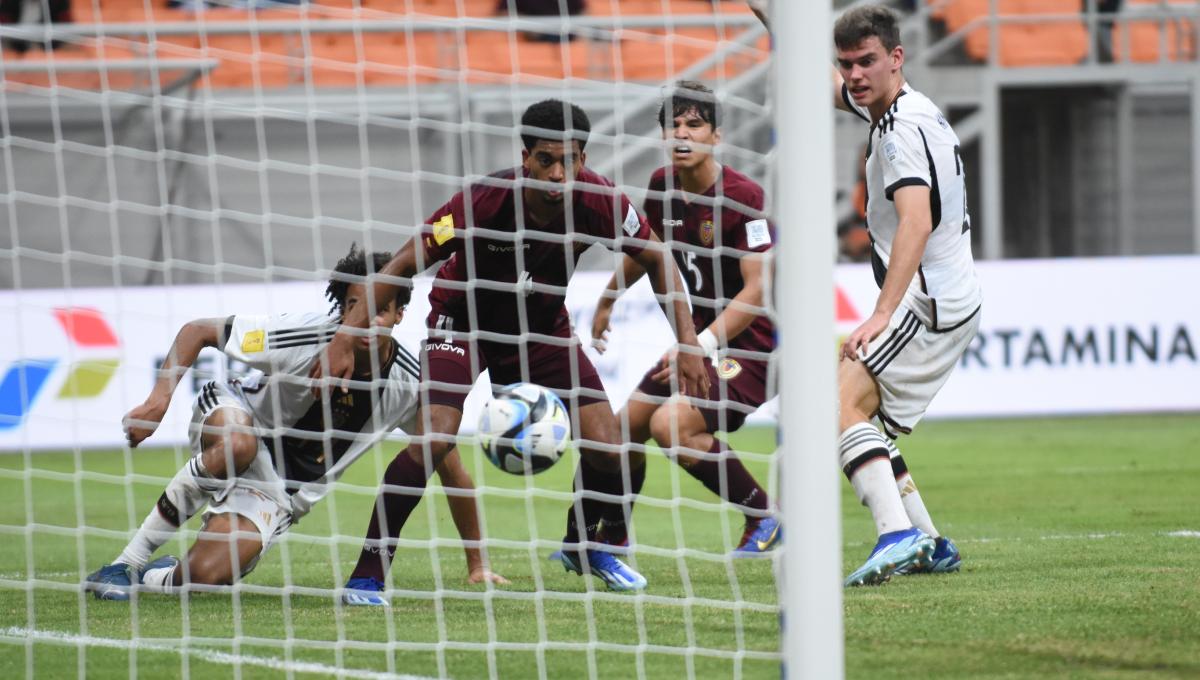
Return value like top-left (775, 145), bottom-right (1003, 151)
top-left (717, 358), bottom-right (742, 380)
top-left (699, 220), bottom-right (715, 246)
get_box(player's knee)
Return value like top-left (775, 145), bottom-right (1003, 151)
top-left (649, 405), bottom-right (696, 451)
top-left (412, 438), bottom-right (453, 465)
top-left (187, 552), bottom-right (236, 586)
top-left (229, 432), bottom-right (258, 474)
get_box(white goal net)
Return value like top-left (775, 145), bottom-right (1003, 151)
top-left (0, 1), bottom-right (837, 677)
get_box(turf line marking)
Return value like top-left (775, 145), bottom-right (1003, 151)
top-left (0, 627), bottom-right (437, 680)
top-left (1166, 530), bottom-right (1200, 538)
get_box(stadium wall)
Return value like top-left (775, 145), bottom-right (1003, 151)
top-left (1, 256), bottom-right (1197, 451)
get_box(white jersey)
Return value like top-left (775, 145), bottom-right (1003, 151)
top-left (220, 311), bottom-right (421, 517)
top-left (843, 83), bottom-right (982, 329)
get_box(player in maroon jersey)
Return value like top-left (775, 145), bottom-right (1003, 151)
top-left (589, 81), bottom-right (780, 555)
top-left (314, 99), bottom-right (709, 600)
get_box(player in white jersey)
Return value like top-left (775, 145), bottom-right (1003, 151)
top-left (85, 246), bottom-right (506, 600)
top-left (830, 5), bottom-right (982, 586)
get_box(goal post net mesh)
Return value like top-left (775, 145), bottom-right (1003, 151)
top-left (0, 1), bottom-right (808, 677)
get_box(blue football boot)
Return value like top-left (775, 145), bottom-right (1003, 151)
top-left (560, 549), bottom-right (647, 592)
top-left (844, 527), bottom-right (935, 587)
top-left (733, 516), bottom-right (782, 558)
top-left (342, 576), bottom-right (388, 606)
top-left (84, 563), bottom-right (133, 601)
top-left (896, 536), bottom-right (961, 575)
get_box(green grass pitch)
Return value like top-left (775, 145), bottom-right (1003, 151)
top-left (1, 414), bottom-right (1198, 679)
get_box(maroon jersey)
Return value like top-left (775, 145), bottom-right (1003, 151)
top-left (643, 165), bottom-right (776, 361)
top-left (421, 167), bottom-right (652, 335)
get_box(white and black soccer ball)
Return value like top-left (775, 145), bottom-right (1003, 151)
top-left (477, 382), bottom-right (571, 475)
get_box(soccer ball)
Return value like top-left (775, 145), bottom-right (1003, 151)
top-left (477, 382), bottom-right (571, 475)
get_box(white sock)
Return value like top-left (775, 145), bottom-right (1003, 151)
top-left (116, 508), bottom-right (177, 570)
top-left (886, 440), bottom-right (939, 539)
top-left (115, 454), bottom-right (227, 569)
top-left (140, 563), bottom-right (179, 594)
top-left (840, 422), bottom-right (911, 537)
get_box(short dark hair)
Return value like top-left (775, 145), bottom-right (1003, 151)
top-left (520, 99), bottom-right (591, 151)
top-left (834, 5), bottom-right (902, 53)
top-left (658, 80), bottom-right (720, 129)
top-left (325, 243), bottom-right (409, 316)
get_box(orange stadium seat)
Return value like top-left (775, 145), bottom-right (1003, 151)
top-left (943, 0), bottom-right (1088, 66)
top-left (11, 0), bottom-right (766, 90)
top-left (1112, 0), bottom-right (1197, 63)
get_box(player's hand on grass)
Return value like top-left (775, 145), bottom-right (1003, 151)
top-left (309, 332), bottom-right (356, 397)
top-left (123, 396), bottom-right (169, 447)
top-left (841, 310), bottom-right (890, 361)
top-left (590, 299), bottom-right (614, 354)
top-left (468, 568), bottom-right (511, 586)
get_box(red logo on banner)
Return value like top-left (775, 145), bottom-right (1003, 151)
top-left (53, 308), bottom-right (120, 347)
top-left (835, 287), bottom-right (860, 323)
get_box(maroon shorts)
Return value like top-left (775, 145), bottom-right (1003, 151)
top-left (421, 315), bottom-right (607, 412)
top-left (635, 355), bottom-right (771, 433)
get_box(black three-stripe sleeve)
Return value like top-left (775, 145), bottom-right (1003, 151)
top-left (394, 344), bottom-right (420, 380)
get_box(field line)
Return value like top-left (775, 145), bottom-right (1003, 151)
top-left (0, 627), bottom-right (438, 680)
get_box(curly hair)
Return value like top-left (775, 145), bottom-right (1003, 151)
top-left (658, 80), bottom-right (720, 130)
top-left (325, 243), bottom-right (410, 316)
top-left (520, 99), bottom-right (591, 151)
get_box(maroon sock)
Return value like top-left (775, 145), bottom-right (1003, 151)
top-left (597, 460), bottom-right (645, 544)
top-left (349, 453), bottom-right (431, 581)
top-left (563, 457), bottom-right (627, 548)
top-left (682, 439), bottom-right (770, 518)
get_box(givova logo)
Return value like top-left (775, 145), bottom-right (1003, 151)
top-left (0, 308), bottom-right (120, 431)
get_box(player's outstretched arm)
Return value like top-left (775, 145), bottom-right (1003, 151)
top-left (124, 317), bottom-right (224, 447)
top-left (632, 234), bottom-right (710, 397)
top-left (842, 185), bottom-right (932, 360)
top-left (591, 255), bottom-right (648, 354)
top-left (700, 253), bottom-right (769, 354)
top-left (434, 448), bottom-right (510, 585)
top-left (310, 238), bottom-right (424, 395)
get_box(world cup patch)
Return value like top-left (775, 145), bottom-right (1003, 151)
top-left (699, 220), bottom-right (714, 246)
top-left (717, 358), bottom-right (742, 380)
top-left (432, 214), bottom-right (455, 245)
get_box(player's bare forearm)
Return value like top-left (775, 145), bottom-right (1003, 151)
top-left (636, 246), bottom-right (698, 346)
top-left (601, 254), bottom-right (647, 305)
top-left (592, 255), bottom-right (647, 351)
top-left (126, 318), bottom-right (221, 446)
top-left (703, 255), bottom-right (766, 348)
top-left (151, 318), bottom-right (222, 401)
top-left (435, 449), bottom-right (510, 584)
top-left (635, 242), bottom-right (710, 395)
top-left (874, 187), bottom-right (932, 319)
top-left (344, 238), bottom-right (422, 330)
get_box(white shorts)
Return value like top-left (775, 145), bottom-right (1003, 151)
top-left (862, 306), bottom-right (981, 438)
top-left (191, 380), bottom-right (294, 575)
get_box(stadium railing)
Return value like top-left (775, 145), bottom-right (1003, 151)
top-left (921, 0), bottom-right (1198, 67)
top-left (0, 1), bottom-right (769, 90)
